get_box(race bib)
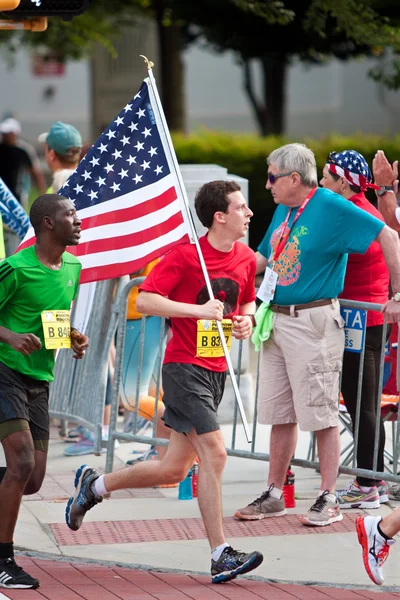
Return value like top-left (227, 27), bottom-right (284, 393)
top-left (41, 310), bottom-right (71, 349)
top-left (196, 319), bottom-right (233, 357)
top-left (257, 266), bottom-right (278, 304)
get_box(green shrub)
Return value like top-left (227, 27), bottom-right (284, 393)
top-left (173, 130), bottom-right (400, 250)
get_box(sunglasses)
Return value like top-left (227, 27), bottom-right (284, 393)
top-left (267, 171), bottom-right (295, 184)
top-left (326, 151), bottom-right (339, 166)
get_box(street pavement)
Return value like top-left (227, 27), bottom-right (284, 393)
top-left (1, 422), bottom-right (400, 599)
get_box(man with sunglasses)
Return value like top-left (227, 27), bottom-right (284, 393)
top-left (235, 142), bottom-right (400, 528)
top-left (320, 150), bottom-right (390, 510)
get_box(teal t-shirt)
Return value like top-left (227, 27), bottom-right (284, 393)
top-left (0, 245), bottom-right (81, 381)
top-left (258, 188), bottom-right (385, 305)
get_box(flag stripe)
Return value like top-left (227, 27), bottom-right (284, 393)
top-left (81, 186), bottom-right (177, 230)
top-left (72, 212), bottom-right (185, 256)
top-left (78, 235), bottom-right (187, 284)
top-left (79, 199), bottom-right (183, 244)
top-left (69, 222), bottom-right (189, 269)
top-left (75, 173), bottom-right (177, 219)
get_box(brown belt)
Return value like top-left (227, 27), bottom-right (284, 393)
top-left (270, 298), bottom-right (334, 316)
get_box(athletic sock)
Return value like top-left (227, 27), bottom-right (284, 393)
top-left (0, 543), bottom-right (13, 559)
top-left (359, 485), bottom-right (374, 493)
top-left (211, 542), bottom-right (230, 561)
top-left (319, 491), bottom-right (337, 503)
top-left (0, 467), bottom-right (6, 485)
top-left (270, 486), bottom-right (283, 499)
top-left (377, 521), bottom-right (392, 541)
top-left (91, 475), bottom-right (108, 498)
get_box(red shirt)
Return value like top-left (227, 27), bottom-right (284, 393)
top-left (340, 193), bottom-right (389, 327)
top-left (140, 235), bottom-right (256, 372)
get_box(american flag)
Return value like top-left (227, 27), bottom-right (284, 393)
top-left (20, 79), bottom-right (193, 284)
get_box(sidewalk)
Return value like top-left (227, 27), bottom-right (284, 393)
top-left (2, 424), bottom-right (400, 598)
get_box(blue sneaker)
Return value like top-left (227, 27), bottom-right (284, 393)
top-left (126, 445), bottom-right (157, 465)
top-left (211, 546), bottom-right (263, 584)
top-left (64, 435), bottom-right (107, 457)
top-left (124, 415), bottom-right (152, 436)
top-left (65, 465), bottom-right (102, 531)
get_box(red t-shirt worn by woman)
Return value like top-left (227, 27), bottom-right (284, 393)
top-left (340, 192), bottom-right (389, 327)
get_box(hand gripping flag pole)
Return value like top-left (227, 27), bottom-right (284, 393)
top-left (142, 55), bottom-right (252, 443)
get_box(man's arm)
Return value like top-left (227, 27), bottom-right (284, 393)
top-left (70, 328), bottom-right (89, 360)
top-left (255, 251), bottom-right (268, 274)
top-left (136, 291), bottom-right (224, 321)
top-left (372, 150), bottom-right (400, 231)
top-left (0, 326), bottom-right (41, 356)
top-left (233, 301), bottom-right (257, 340)
top-left (376, 226), bottom-right (400, 322)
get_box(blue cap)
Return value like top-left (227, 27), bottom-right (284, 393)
top-left (38, 121), bottom-right (82, 157)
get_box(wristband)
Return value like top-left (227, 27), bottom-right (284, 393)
top-left (245, 314), bottom-right (256, 327)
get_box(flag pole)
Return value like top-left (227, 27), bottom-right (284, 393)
top-left (141, 55), bottom-right (252, 443)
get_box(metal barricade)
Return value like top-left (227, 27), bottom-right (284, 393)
top-left (105, 287), bottom-right (400, 484)
top-left (49, 278), bottom-right (126, 453)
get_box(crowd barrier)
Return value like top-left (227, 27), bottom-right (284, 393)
top-left (49, 278), bottom-right (126, 453)
top-left (48, 274), bottom-right (400, 484)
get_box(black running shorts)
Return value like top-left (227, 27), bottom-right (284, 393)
top-left (161, 363), bottom-right (227, 435)
top-left (0, 361), bottom-right (50, 448)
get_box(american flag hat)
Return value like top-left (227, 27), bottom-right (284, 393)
top-left (326, 150), bottom-right (380, 191)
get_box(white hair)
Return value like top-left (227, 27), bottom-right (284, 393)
top-left (267, 143), bottom-right (318, 187)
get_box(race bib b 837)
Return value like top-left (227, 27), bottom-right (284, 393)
top-left (196, 319), bottom-right (233, 357)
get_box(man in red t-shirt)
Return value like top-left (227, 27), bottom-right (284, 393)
top-left (65, 180), bottom-right (264, 584)
top-left (320, 150), bottom-right (390, 509)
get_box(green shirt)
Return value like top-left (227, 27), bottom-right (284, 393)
top-left (0, 246), bottom-right (81, 381)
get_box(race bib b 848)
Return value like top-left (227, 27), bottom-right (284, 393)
top-left (41, 310), bottom-right (71, 349)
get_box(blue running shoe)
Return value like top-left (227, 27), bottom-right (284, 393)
top-left (211, 546), bottom-right (263, 584)
top-left (124, 415), bottom-right (152, 437)
top-left (126, 445), bottom-right (157, 466)
top-left (65, 464), bottom-right (102, 531)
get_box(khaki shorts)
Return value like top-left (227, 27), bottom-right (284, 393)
top-left (258, 300), bottom-right (344, 432)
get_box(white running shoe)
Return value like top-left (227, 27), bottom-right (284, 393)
top-left (356, 515), bottom-right (395, 585)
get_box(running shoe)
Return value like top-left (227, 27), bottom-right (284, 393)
top-left (65, 464), bottom-right (102, 531)
top-left (0, 558), bottom-right (39, 589)
top-left (211, 546), bottom-right (263, 583)
top-left (126, 445), bottom-right (157, 466)
top-left (388, 482), bottom-right (400, 501)
top-left (336, 480), bottom-right (379, 509)
top-left (376, 480), bottom-right (389, 504)
top-left (356, 515), bottom-right (395, 585)
top-left (234, 484), bottom-right (286, 520)
top-left (124, 415), bottom-right (152, 437)
top-left (64, 436), bottom-right (107, 457)
top-left (301, 491), bottom-right (343, 526)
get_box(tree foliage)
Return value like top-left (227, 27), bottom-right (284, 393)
top-left (167, 0), bottom-right (400, 134)
top-left (1, 0), bottom-right (400, 134)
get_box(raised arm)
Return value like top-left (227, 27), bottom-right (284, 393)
top-left (373, 150), bottom-right (400, 232)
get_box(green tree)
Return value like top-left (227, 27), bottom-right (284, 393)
top-left (1, 0), bottom-right (400, 134)
top-left (171, 0), bottom-right (400, 135)
top-left (0, 0), bottom-right (285, 131)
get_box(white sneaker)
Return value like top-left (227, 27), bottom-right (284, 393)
top-left (356, 516), bottom-right (395, 585)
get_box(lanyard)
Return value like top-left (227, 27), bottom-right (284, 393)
top-left (272, 187), bottom-right (317, 263)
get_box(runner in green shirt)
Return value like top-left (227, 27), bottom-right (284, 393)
top-left (0, 193), bottom-right (89, 590)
